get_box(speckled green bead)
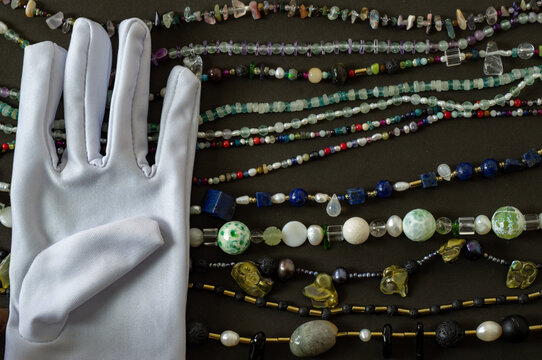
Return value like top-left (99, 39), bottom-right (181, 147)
top-left (218, 221), bottom-right (251, 255)
top-left (491, 206), bottom-right (525, 240)
top-left (403, 209), bottom-right (436, 242)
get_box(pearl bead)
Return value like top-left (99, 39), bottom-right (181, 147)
top-left (342, 217), bottom-right (370, 245)
top-left (236, 195), bottom-right (250, 205)
top-left (385, 215), bottom-right (402, 237)
top-left (476, 321), bottom-right (502, 342)
top-left (278, 258), bottom-right (295, 280)
top-left (307, 225), bottom-right (324, 246)
top-left (314, 193), bottom-right (330, 203)
top-left (393, 181), bottom-right (410, 191)
top-left (474, 215), bottom-right (492, 235)
top-left (220, 330), bottom-right (240, 347)
top-left (308, 68), bottom-right (323, 83)
top-left (359, 329), bottom-right (372, 342)
top-left (189, 228), bottom-right (204, 247)
top-left (281, 221), bottom-right (307, 247)
top-left (275, 67), bottom-right (285, 79)
top-left (271, 193), bottom-right (286, 204)
top-left (0, 206), bottom-right (11, 228)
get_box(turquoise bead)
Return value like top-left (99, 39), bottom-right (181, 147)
top-left (218, 221), bottom-right (251, 255)
top-left (491, 206), bottom-right (525, 240)
top-left (403, 209), bottom-right (436, 242)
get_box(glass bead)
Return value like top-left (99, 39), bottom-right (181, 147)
top-left (327, 225), bottom-right (344, 242)
top-left (483, 41), bottom-right (503, 76)
top-left (302, 273), bottom-right (339, 308)
top-left (444, 48), bottom-right (461, 67)
top-left (506, 260), bottom-right (537, 289)
top-left (326, 194), bottom-right (342, 217)
top-left (436, 217), bottom-right (453, 235)
top-left (464, 240), bottom-right (484, 260)
top-left (491, 206), bottom-right (525, 239)
top-left (250, 229), bottom-right (264, 244)
top-left (457, 217), bottom-right (475, 235)
top-left (369, 220), bottom-right (387, 237)
top-left (231, 261), bottom-right (273, 297)
top-left (517, 42), bottom-right (535, 59)
top-left (523, 214), bottom-right (540, 231)
top-left (438, 238), bottom-right (466, 262)
top-left (380, 265), bottom-right (408, 297)
top-left (263, 226), bottom-right (282, 246)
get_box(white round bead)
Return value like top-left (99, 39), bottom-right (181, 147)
top-left (314, 193), bottom-right (330, 203)
top-left (281, 221), bottom-right (307, 247)
top-left (271, 193), bottom-right (286, 204)
top-left (386, 215), bottom-right (403, 237)
top-left (248, 168), bottom-right (257, 177)
top-left (307, 225), bottom-right (324, 246)
top-left (474, 215), bottom-right (492, 235)
top-left (220, 330), bottom-right (240, 347)
top-left (189, 228), bottom-right (204, 247)
top-left (342, 217), bottom-right (370, 245)
top-left (236, 196), bottom-right (250, 205)
top-left (274, 122), bottom-right (285, 133)
top-left (359, 329), bottom-right (372, 342)
top-left (275, 67), bottom-right (285, 79)
top-left (393, 182), bottom-right (410, 192)
top-left (476, 321), bottom-right (502, 342)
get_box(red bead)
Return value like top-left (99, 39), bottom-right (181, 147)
top-left (348, 69), bottom-right (355, 78)
top-left (323, 147), bottom-right (331, 155)
top-left (514, 99), bottom-right (521, 107)
top-left (340, 142), bottom-right (347, 150)
top-left (1, 143), bottom-right (8, 151)
top-left (443, 111), bottom-right (452, 119)
top-left (477, 110), bottom-right (484, 118)
top-left (202, 178), bottom-right (208, 184)
top-left (253, 137), bottom-right (260, 145)
top-left (236, 171), bottom-right (244, 179)
top-left (222, 140), bottom-right (230, 148)
top-left (355, 124), bottom-right (362, 131)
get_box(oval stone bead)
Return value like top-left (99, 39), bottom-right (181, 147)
top-left (289, 320), bottom-right (338, 357)
top-left (282, 221), bottom-right (307, 247)
top-left (403, 209), bottom-right (436, 242)
top-left (476, 321), bottom-right (502, 342)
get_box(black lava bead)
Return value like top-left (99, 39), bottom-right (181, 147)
top-left (187, 321), bottom-right (208, 346)
top-left (365, 305), bottom-right (376, 314)
top-left (298, 307), bottom-right (309, 317)
top-left (386, 305), bottom-right (398, 316)
top-left (385, 58), bottom-right (400, 74)
top-left (255, 296), bottom-right (266, 307)
top-left (342, 304), bottom-right (353, 314)
top-left (501, 314), bottom-right (530, 343)
top-left (518, 294), bottom-right (530, 304)
top-left (451, 299), bottom-right (462, 310)
top-left (332, 267), bottom-right (348, 284)
top-left (463, 240), bottom-right (483, 260)
top-left (234, 292), bottom-right (245, 302)
top-left (435, 321), bottom-right (464, 348)
top-left (430, 305), bottom-right (441, 315)
top-left (277, 301), bottom-right (288, 311)
top-left (321, 308), bottom-right (331, 320)
top-left (257, 255), bottom-right (277, 277)
top-left (235, 64), bottom-right (249, 78)
top-left (213, 285), bottom-right (225, 295)
top-left (404, 260), bottom-right (419, 274)
top-left (473, 297), bottom-right (485, 307)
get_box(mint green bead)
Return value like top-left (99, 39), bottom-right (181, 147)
top-left (445, 100), bottom-right (455, 111)
top-left (403, 41), bottom-right (413, 52)
top-left (420, 58), bottom-right (428, 65)
top-left (325, 110), bottom-right (335, 120)
top-left (437, 111), bottom-right (444, 119)
top-left (288, 134), bottom-right (295, 141)
top-left (378, 41), bottom-right (388, 52)
top-left (491, 206), bottom-right (525, 240)
top-left (364, 42), bottom-right (374, 53)
top-left (297, 44), bottom-right (308, 54)
top-left (524, 74), bottom-right (535, 85)
top-left (462, 101), bottom-right (474, 111)
top-left (360, 103), bottom-right (370, 113)
top-left (180, 46), bottom-right (191, 57)
top-left (311, 43), bottom-right (322, 54)
top-left (494, 95), bottom-right (506, 106)
top-left (240, 127), bottom-right (250, 138)
top-left (392, 96), bottom-right (403, 106)
top-left (457, 38), bottom-right (468, 49)
top-left (479, 99), bottom-right (490, 110)
top-left (427, 96), bottom-right (438, 106)
top-left (518, 13), bottom-right (529, 24)
top-left (483, 26), bottom-right (494, 38)
top-left (218, 221), bottom-right (251, 255)
top-left (451, 110), bottom-right (459, 118)
top-left (291, 119), bottom-right (301, 129)
top-left (324, 42), bottom-right (334, 53)
top-left (351, 42), bottom-right (361, 52)
top-left (415, 42), bottom-right (426, 53)
top-left (377, 99), bottom-right (387, 110)
top-left (343, 107), bottom-right (353, 117)
top-left (403, 209), bottom-right (436, 242)
top-left (390, 42), bottom-right (400, 53)
top-left (219, 42), bottom-right (229, 53)
top-left (338, 41), bottom-right (349, 52)
top-left (284, 44), bottom-right (295, 55)
top-left (308, 114), bottom-right (317, 124)
top-left (410, 94), bottom-right (421, 105)
top-left (207, 43), bottom-right (217, 54)
top-left (500, 19), bottom-right (511, 30)
top-left (510, 86), bottom-right (520, 97)
top-left (438, 40), bottom-right (448, 51)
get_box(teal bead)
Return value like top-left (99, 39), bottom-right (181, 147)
top-left (491, 206), bottom-right (525, 240)
top-left (403, 209), bottom-right (436, 242)
top-left (218, 221), bottom-right (251, 255)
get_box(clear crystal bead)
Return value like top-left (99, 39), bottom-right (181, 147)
top-left (46, 11), bottom-right (64, 30)
top-left (369, 220), bottom-right (387, 237)
top-left (436, 217), bottom-right (452, 235)
top-left (483, 41), bottom-right (503, 75)
top-left (183, 55), bottom-right (203, 77)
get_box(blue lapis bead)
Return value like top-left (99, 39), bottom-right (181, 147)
top-left (420, 172), bottom-right (438, 188)
top-left (202, 189), bottom-right (236, 221)
top-left (375, 180), bottom-right (393, 198)
top-left (455, 162), bottom-right (474, 180)
top-left (256, 192), bottom-right (272, 207)
top-left (289, 188), bottom-right (308, 207)
top-left (503, 158), bottom-right (526, 173)
top-left (346, 187), bottom-right (365, 205)
top-left (481, 158), bottom-right (499, 178)
top-left (522, 149), bottom-right (541, 168)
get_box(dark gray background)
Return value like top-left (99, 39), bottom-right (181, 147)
top-left (1, 1), bottom-right (542, 359)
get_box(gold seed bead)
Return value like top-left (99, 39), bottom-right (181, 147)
top-left (436, 176), bottom-right (444, 182)
top-left (367, 190), bottom-right (377, 197)
top-left (208, 333), bottom-right (221, 340)
top-left (239, 337), bottom-right (251, 344)
top-left (409, 180), bottom-right (422, 188)
top-left (499, 162), bottom-right (505, 168)
top-left (465, 330), bottom-right (477, 336)
top-left (474, 166), bottom-right (482, 173)
top-left (355, 68), bottom-right (367, 75)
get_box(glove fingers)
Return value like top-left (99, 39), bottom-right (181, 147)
top-left (107, 19), bottom-right (151, 174)
top-left (16, 42), bottom-right (66, 171)
top-left (154, 66), bottom-right (200, 179)
top-left (63, 18), bottom-right (112, 169)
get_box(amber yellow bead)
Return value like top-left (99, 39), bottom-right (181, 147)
top-left (25, 0), bottom-right (36, 17)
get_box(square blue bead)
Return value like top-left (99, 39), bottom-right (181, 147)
top-left (522, 149), bottom-right (541, 168)
top-left (503, 158), bottom-right (527, 173)
top-left (202, 189), bottom-right (236, 221)
top-left (346, 187), bottom-right (365, 205)
top-left (420, 172), bottom-right (438, 188)
top-left (256, 192), bottom-right (272, 207)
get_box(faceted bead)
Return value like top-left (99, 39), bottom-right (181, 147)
top-left (375, 180), bottom-right (393, 198)
top-left (289, 320), bottom-right (338, 357)
top-left (438, 238), bottom-right (466, 262)
top-left (437, 164), bottom-right (452, 180)
top-left (517, 42), bottom-right (535, 59)
top-left (263, 226), bottom-right (282, 246)
top-left (307, 225), bottom-right (324, 245)
top-left (380, 265), bottom-right (408, 297)
top-left (289, 188), bottom-right (308, 207)
top-left (435, 217), bottom-right (452, 235)
top-left (485, 6), bottom-right (498, 25)
top-left (330, 63), bottom-right (347, 85)
top-left (481, 158), bottom-right (499, 177)
top-left (420, 172), bottom-right (438, 188)
top-left (500, 315), bottom-right (530, 343)
top-left (342, 217), bottom-right (370, 244)
top-left (189, 228), bottom-right (204, 247)
top-left (522, 148), bottom-right (541, 167)
top-left (249, 332), bottom-right (266, 360)
top-left (474, 215), bottom-right (492, 235)
top-left (369, 220), bottom-right (387, 238)
top-left (218, 221), bottom-right (251, 255)
top-left (456, 9), bottom-right (467, 30)
top-left (303, 273), bottom-right (339, 308)
top-left (503, 158), bottom-right (526, 173)
top-left (308, 68), bottom-right (323, 83)
top-left (476, 321), bottom-right (502, 342)
top-left (183, 55), bottom-right (203, 77)
top-left (457, 217), bottom-right (475, 235)
top-left (232, 0), bottom-right (247, 18)
top-left (463, 240), bottom-right (483, 260)
top-left (435, 321), bottom-right (464, 348)
top-left (277, 258), bottom-right (295, 280)
top-left (369, 9), bottom-right (380, 29)
top-left (326, 194), bottom-right (342, 217)
top-left (281, 221), bottom-right (307, 247)
top-left (46, 11), bottom-right (64, 30)
top-left (483, 41), bottom-right (503, 76)
top-left (346, 187), bottom-right (365, 205)
top-left (386, 215), bottom-right (403, 237)
top-left (403, 209), bottom-right (436, 242)
top-left (231, 261), bottom-right (273, 297)
top-left (455, 162), bottom-right (474, 180)
top-left (506, 260), bottom-right (537, 289)
top-left (220, 330), bottom-right (240, 346)
top-left (491, 206), bottom-right (525, 239)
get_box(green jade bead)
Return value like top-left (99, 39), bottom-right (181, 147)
top-left (217, 221), bottom-right (251, 255)
top-left (289, 320), bottom-right (338, 357)
top-left (491, 206), bottom-right (525, 240)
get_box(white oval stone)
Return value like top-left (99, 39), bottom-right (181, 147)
top-left (437, 163), bottom-right (452, 180)
top-left (393, 181), bottom-right (410, 191)
top-left (342, 217), bottom-right (370, 245)
top-left (476, 321), bottom-right (502, 342)
top-left (271, 193), bottom-right (286, 204)
top-left (189, 228), bottom-right (204, 247)
top-left (0, 206), bottom-right (11, 228)
top-left (236, 195), bottom-right (250, 205)
top-left (474, 215), bottom-right (492, 235)
top-left (220, 330), bottom-right (240, 347)
top-left (0, 21), bottom-right (8, 35)
top-left (386, 215), bottom-right (403, 237)
top-left (307, 225), bottom-right (324, 245)
top-left (359, 329), bottom-right (371, 342)
top-left (282, 221), bottom-right (307, 247)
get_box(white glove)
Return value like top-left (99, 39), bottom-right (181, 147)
top-left (6, 17), bottom-right (200, 359)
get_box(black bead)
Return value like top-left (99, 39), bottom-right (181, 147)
top-left (382, 324), bottom-right (392, 358)
top-left (330, 63), bottom-right (347, 85)
top-left (434, 321), bottom-right (464, 348)
top-left (213, 285), bottom-right (225, 295)
top-left (277, 258), bottom-right (295, 281)
top-left (207, 67), bottom-right (223, 82)
top-left (255, 297), bottom-right (266, 307)
top-left (518, 294), bottom-right (530, 304)
top-left (404, 260), bottom-right (419, 274)
top-left (235, 292), bottom-right (245, 302)
top-left (462, 240), bottom-right (483, 260)
top-left (249, 331), bottom-right (266, 360)
top-left (342, 304), bottom-right (353, 314)
top-left (451, 299), bottom-right (462, 310)
top-left (193, 259), bottom-right (208, 273)
top-left (385, 58), bottom-right (400, 74)
top-left (409, 308), bottom-right (419, 318)
top-left (365, 305), bottom-right (376, 314)
top-left (277, 301), bottom-right (288, 311)
top-left (193, 281), bottom-right (204, 290)
top-left (496, 295), bottom-right (507, 304)
top-left (298, 307), bottom-right (309, 317)
top-left (430, 305), bottom-right (441, 315)
top-left (415, 322), bottom-right (424, 360)
top-left (321, 308), bottom-right (331, 320)
top-left (501, 314), bottom-right (530, 343)
top-left (386, 305), bottom-right (397, 316)
top-left (332, 267), bottom-right (348, 284)
top-left (473, 297), bottom-right (485, 307)
top-left (187, 321), bottom-right (208, 346)
top-left (256, 255), bottom-right (277, 277)
top-left (235, 64), bottom-right (249, 78)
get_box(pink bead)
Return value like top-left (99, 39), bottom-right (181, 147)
top-left (303, 72), bottom-right (309, 79)
top-left (249, 1), bottom-right (261, 20)
top-left (434, 56), bottom-right (441, 62)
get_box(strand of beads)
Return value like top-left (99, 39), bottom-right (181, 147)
top-left (198, 65), bottom-right (541, 124)
top-left (189, 316), bottom-right (541, 358)
top-left (0, 20), bottom-right (30, 48)
top-left (0, 100), bottom-right (18, 120)
top-left (193, 73), bottom-right (541, 185)
top-left (189, 280), bottom-right (542, 320)
top-left (0, 86), bottom-right (19, 102)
